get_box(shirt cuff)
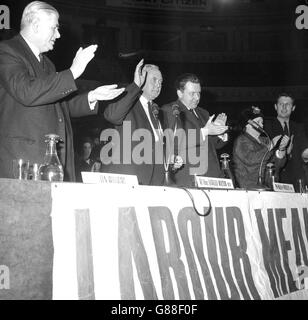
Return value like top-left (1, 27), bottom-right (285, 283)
top-left (201, 127), bottom-right (209, 140)
top-left (88, 100), bottom-right (97, 110)
top-left (218, 133), bottom-right (228, 142)
top-left (275, 150), bottom-right (284, 159)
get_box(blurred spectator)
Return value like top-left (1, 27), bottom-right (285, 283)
top-left (75, 136), bottom-right (95, 182)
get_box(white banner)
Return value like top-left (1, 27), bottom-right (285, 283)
top-left (105, 0), bottom-right (213, 13)
top-left (51, 184), bottom-right (308, 300)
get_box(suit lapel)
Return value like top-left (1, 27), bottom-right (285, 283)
top-left (16, 35), bottom-right (41, 69)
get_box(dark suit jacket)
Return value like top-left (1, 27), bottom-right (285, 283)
top-left (103, 82), bottom-right (165, 186)
top-left (0, 35), bottom-right (97, 181)
top-left (161, 100), bottom-right (226, 187)
top-left (264, 117), bottom-right (308, 188)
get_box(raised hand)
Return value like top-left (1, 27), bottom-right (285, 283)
top-left (214, 113), bottom-right (227, 126)
top-left (271, 135), bottom-right (282, 149)
top-left (70, 44), bottom-right (98, 79)
top-left (134, 59), bottom-right (147, 88)
top-left (279, 135), bottom-right (290, 151)
top-left (88, 84), bottom-right (125, 103)
top-left (204, 114), bottom-right (228, 136)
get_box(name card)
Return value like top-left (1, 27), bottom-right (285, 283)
top-left (81, 172), bottom-right (139, 186)
top-left (195, 176), bottom-right (234, 189)
top-left (273, 182), bottom-right (295, 193)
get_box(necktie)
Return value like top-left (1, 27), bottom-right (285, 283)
top-left (283, 121), bottom-right (289, 136)
top-left (189, 108), bottom-right (203, 126)
top-left (148, 101), bottom-right (158, 129)
top-left (190, 108), bottom-right (199, 118)
top-left (39, 53), bottom-right (44, 69)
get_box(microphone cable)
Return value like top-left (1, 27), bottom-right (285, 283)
top-left (177, 186), bottom-right (212, 217)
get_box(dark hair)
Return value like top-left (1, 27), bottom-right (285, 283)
top-left (79, 136), bottom-right (93, 149)
top-left (276, 92), bottom-right (295, 105)
top-left (239, 106), bottom-right (264, 131)
top-left (174, 73), bottom-right (201, 91)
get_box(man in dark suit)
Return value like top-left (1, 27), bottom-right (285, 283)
top-left (264, 93), bottom-right (308, 190)
top-left (161, 73), bottom-right (229, 187)
top-left (102, 59), bottom-right (171, 185)
top-left (0, 1), bottom-right (124, 181)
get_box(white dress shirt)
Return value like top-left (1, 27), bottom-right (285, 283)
top-left (140, 95), bottom-right (160, 142)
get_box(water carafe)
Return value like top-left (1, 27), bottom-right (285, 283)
top-left (39, 134), bottom-right (64, 182)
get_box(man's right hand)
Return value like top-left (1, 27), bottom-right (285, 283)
top-left (134, 59), bottom-right (147, 88)
top-left (70, 44), bottom-right (98, 79)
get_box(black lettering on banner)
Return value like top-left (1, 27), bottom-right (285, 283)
top-left (177, 207), bottom-right (217, 299)
top-left (275, 209), bottom-right (298, 294)
top-left (118, 207), bottom-right (158, 299)
top-left (255, 209), bottom-right (286, 297)
top-left (203, 209), bottom-right (230, 299)
top-left (215, 207), bottom-right (241, 299)
top-left (291, 208), bottom-right (308, 267)
top-left (75, 209), bottom-right (95, 300)
top-left (149, 206), bottom-right (191, 299)
top-left (226, 207), bottom-right (261, 299)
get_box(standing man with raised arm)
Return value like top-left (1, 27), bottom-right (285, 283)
top-left (103, 59), bottom-right (169, 185)
top-left (0, 1), bottom-right (124, 181)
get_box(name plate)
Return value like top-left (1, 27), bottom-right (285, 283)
top-left (273, 182), bottom-right (295, 193)
top-left (195, 176), bottom-right (234, 189)
top-left (81, 172), bottom-right (139, 186)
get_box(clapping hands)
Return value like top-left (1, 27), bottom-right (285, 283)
top-left (214, 113), bottom-right (227, 126)
top-left (204, 113), bottom-right (228, 136)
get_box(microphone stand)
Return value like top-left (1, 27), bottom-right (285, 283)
top-left (255, 129), bottom-right (273, 191)
top-left (167, 104), bottom-right (181, 185)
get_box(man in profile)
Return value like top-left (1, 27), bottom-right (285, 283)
top-left (103, 59), bottom-right (169, 185)
top-left (0, 1), bottom-right (124, 180)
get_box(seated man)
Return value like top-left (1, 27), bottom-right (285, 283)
top-left (233, 106), bottom-right (289, 189)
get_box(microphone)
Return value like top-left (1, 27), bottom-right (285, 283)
top-left (255, 125), bottom-right (274, 191)
top-left (247, 119), bottom-right (266, 135)
top-left (171, 103), bottom-right (180, 117)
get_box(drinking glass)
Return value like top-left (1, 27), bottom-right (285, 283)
top-left (12, 159), bottom-right (30, 180)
